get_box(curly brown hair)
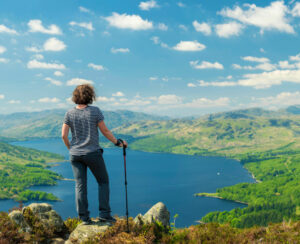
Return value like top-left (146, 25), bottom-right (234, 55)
top-left (72, 84), bottom-right (96, 105)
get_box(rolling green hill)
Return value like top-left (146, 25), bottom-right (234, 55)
top-left (0, 109), bottom-right (168, 139)
top-left (113, 113), bottom-right (300, 156)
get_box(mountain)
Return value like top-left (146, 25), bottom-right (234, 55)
top-left (0, 109), bottom-right (168, 139)
top-left (113, 111), bottom-right (300, 156)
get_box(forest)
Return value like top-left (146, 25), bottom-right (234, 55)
top-left (199, 149), bottom-right (300, 227)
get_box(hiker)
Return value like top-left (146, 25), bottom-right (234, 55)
top-left (61, 84), bottom-right (127, 224)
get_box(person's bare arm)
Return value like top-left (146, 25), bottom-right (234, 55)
top-left (98, 121), bottom-right (127, 147)
top-left (61, 123), bottom-right (71, 150)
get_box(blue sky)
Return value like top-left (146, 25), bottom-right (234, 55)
top-left (1, 0), bottom-right (300, 117)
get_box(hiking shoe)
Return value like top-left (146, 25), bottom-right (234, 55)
top-left (81, 217), bottom-right (93, 225)
top-left (97, 216), bottom-right (116, 223)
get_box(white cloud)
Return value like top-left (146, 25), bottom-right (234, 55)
top-left (173, 40), bottom-right (206, 52)
top-left (215, 22), bottom-right (244, 38)
top-left (97, 96), bottom-right (116, 102)
top-left (38, 97), bottom-right (60, 103)
top-left (151, 36), bottom-right (169, 48)
top-left (27, 60), bottom-right (66, 70)
top-left (0, 58), bottom-right (9, 63)
top-left (252, 92), bottom-right (300, 107)
top-left (151, 36), bottom-right (160, 44)
top-left (45, 77), bottom-right (63, 86)
top-left (278, 61), bottom-right (297, 69)
top-left (43, 38), bottom-right (66, 52)
top-left (193, 21), bottom-right (211, 35)
top-left (158, 94), bottom-right (182, 105)
top-left (187, 83), bottom-right (197, 87)
top-left (177, 2), bottom-right (185, 7)
top-left (190, 60), bottom-right (224, 70)
top-left (54, 71), bottom-right (64, 77)
top-left (233, 62), bottom-right (276, 71)
top-left (290, 53), bottom-right (300, 61)
top-left (0, 46), bottom-right (6, 54)
top-left (0, 94), bottom-right (4, 99)
top-left (232, 64), bottom-right (252, 70)
top-left (28, 19), bottom-right (62, 35)
top-left (292, 2), bottom-right (300, 16)
top-left (149, 77), bottom-right (158, 80)
top-left (139, 0), bottom-right (159, 11)
top-left (67, 78), bottom-right (94, 86)
top-left (197, 80), bottom-right (236, 87)
top-left (69, 21), bottom-right (94, 31)
top-left (105, 12), bottom-right (153, 30)
top-left (79, 6), bottom-right (91, 13)
top-left (88, 63), bottom-right (105, 70)
top-left (111, 47), bottom-right (130, 54)
top-left (178, 24), bottom-right (188, 31)
top-left (242, 56), bottom-right (270, 63)
top-left (0, 24), bottom-right (18, 34)
top-left (158, 23), bottom-right (168, 31)
top-left (32, 54), bottom-right (44, 60)
top-left (219, 1), bottom-right (294, 34)
top-left (238, 69), bottom-right (300, 89)
top-left (255, 63), bottom-right (276, 71)
top-left (183, 97), bottom-right (230, 108)
top-left (25, 46), bottom-right (42, 53)
top-left (8, 100), bottom-right (20, 104)
top-left (112, 91), bottom-right (125, 97)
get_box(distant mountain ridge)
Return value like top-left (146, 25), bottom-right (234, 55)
top-left (0, 108), bottom-right (169, 139)
top-left (201, 106), bottom-right (300, 120)
top-left (1, 105), bottom-right (300, 140)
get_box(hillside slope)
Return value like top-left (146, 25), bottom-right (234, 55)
top-left (0, 142), bottom-right (64, 201)
top-left (0, 109), bottom-right (167, 139)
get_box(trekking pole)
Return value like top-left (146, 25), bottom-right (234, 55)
top-left (120, 139), bottom-right (129, 232)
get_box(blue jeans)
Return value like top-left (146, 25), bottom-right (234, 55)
top-left (70, 149), bottom-right (111, 221)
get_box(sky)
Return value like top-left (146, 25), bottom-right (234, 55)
top-left (1, 0), bottom-right (300, 117)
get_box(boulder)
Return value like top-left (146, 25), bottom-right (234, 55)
top-left (65, 220), bottom-right (109, 244)
top-left (23, 203), bottom-right (65, 233)
top-left (134, 202), bottom-right (170, 227)
top-left (8, 210), bottom-right (32, 233)
top-left (26, 203), bottom-right (52, 214)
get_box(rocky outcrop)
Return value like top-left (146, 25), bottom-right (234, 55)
top-left (8, 202), bottom-right (169, 243)
top-left (134, 202), bottom-right (170, 227)
top-left (9, 203), bottom-right (65, 234)
top-left (8, 210), bottom-right (32, 233)
top-left (65, 220), bottom-right (109, 244)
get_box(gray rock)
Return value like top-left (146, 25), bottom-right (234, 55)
top-left (133, 213), bottom-right (144, 226)
top-left (22, 203), bottom-right (65, 233)
top-left (65, 220), bottom-right (109, 244)
top-left (8, 210), bottom-right (32, 233)
top-left (143, 202), bottom-right (170, 227)
top-left (134, 202), bottom-right (170, 227)
top-left (26, 203), bottom-right (52, 214)
top-left (50, 237), bottom-right (65, 244)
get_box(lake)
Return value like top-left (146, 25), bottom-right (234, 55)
top-left (1, 138), bottom-right (255, 227)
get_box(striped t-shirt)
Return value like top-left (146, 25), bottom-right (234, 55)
top-left (64, 105), bottom-right (104, 155)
